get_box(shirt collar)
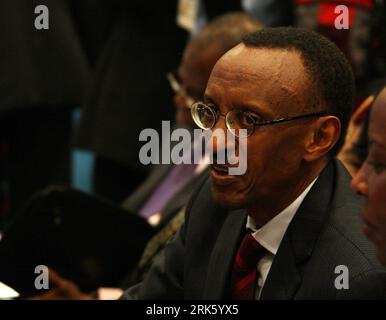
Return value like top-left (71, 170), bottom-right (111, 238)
top-left (246, 177), bottom-right (318, 255)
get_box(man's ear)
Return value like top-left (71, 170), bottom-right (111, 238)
top-left (303, 116), bottom-right (341, 161)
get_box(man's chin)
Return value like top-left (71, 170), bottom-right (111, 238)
top-left (211, 187), bottom-right (246, 209)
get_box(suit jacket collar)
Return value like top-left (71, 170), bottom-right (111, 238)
top-left (260, 160), bottom-right (337, 299)
top-left (203, 159), bottom-right (343, 299)
top-left (203, 208), bottom-right (247, 299)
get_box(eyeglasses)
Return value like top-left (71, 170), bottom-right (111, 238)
top-left (190, 101), bottom-right (328, 138)
top-left (166, 72), bottom-right (195, 107)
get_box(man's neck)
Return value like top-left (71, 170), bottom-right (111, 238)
top-left (247, 158), bottom-right (329, 227)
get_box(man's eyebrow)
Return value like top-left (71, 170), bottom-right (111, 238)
top-left (231, 99), bottom-right (276, 118)
top-left (244, 102), bottom-right (275, 117)
top-left (203, 95), bottom-right (275, 118)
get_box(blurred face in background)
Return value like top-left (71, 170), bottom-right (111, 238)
top-left (174, 40), bottom-right (223, 128)
top-left (352, 88), bottom-right (386, 266)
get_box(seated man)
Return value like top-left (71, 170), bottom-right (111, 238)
top-left (352, 86), bottom-right (386, 266)
top-left (122, 27), bottom-right (386, 300)
top-left (26, 12), bottom-right (263, 300)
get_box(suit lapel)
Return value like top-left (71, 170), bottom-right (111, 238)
top-left (260, 160), bottom-right (336, 299)
top-left (203, 209), bottom-right (247, 299)
top-left (259, 235), bottom-right (301, 299)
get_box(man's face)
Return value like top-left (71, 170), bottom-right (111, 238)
top-left (352, 89), bottom-right (386, 266)
top-left (175, 42), bottom-right (221, 128)
top-left (205, 45), bottom-right (316, 211)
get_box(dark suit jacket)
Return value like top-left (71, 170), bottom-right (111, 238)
top-left (122, 159), bottom-right (386, 299)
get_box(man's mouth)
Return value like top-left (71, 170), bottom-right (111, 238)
top-left (210, 164), bottom-right (240, 186)
top-left (211, 164), bottom-right (229, 175)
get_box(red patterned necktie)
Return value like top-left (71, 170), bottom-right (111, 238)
top-left (229, 233), bottom-right (267, 300)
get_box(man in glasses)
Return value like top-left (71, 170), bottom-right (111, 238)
top-left (123, 28), bottom-right (386, 300)
top-left (23, 12), bottom-right (263, 300)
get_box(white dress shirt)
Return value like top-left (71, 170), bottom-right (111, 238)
top-left (246, 178), bottom-right (318, 299)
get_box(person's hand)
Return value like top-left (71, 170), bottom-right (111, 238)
top-left (28, 268), bottom-right (94, 300)
top-left (338, 95), bottom-right (374, 176)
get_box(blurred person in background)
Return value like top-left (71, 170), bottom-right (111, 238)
top-left (338, 79), bottom-right (386, 175)
top-left (294, 0), bottom-right (386, 175)
top-left (294, 0), bottom-right (384, 85)
top-left (242, 0), bottom-right (293, 27)
top-left (73, 1), bottom-right (187, 203)
top-left (0, 0), bottom-right (88, 224)
top-left (352, 86), bottom-right (386, 266)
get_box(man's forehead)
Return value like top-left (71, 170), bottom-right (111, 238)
top-left (214, 45), bottom-right (305, 78)
top-left (209, 44), bottom-right (309, 103)
top-left (222, 43), bottom-right (299, 59)
top-left (206, 45), bottom-right (310, 115)
top-left (223, 43), bottom-right (246, 57)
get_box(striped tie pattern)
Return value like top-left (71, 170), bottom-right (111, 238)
top-left (229, 233), bottom-right (266, 300)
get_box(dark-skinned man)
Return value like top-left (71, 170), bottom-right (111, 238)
top-left (122, 27), bottom-right (386, 300)
top-left (352, 86), bottom-right (386, 267)
top-left (25, 12), bottom-right (263, 300)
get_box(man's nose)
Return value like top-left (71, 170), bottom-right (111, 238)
top-left (351, 165), bottom-right (369, 196)
top-left (209, 114), bottom-right (226, 151)
top-left (209, 116), bottom-right (239, 160)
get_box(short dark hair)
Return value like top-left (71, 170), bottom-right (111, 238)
top-left (242, 27), bottom-right (355, 156)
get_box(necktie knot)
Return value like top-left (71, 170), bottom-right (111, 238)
top-left (236, 233), bottom-right (265, 270)
top-left (229, 233), bottom-right (267, 300)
